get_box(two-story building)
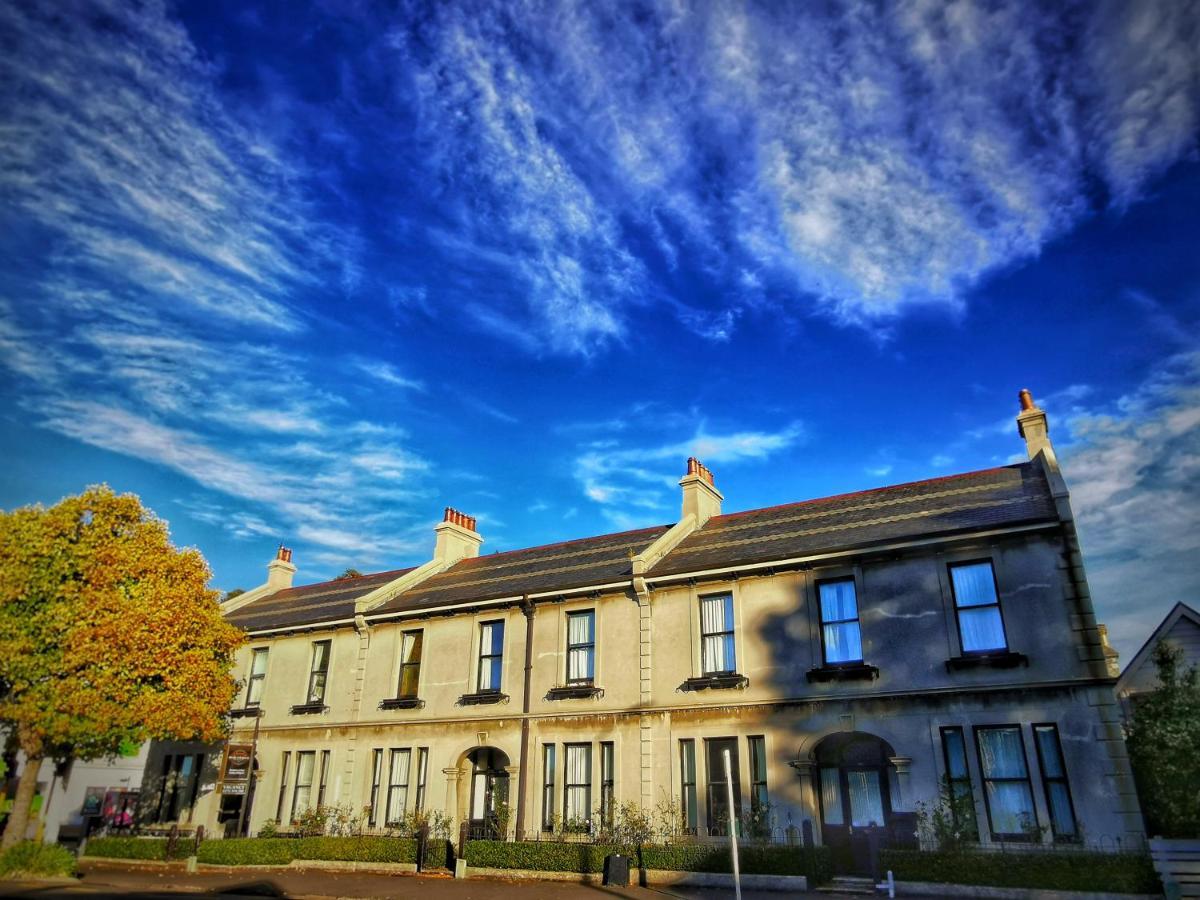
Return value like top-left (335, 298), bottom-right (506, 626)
top-left (143, 392), bottom-right (1143, 861)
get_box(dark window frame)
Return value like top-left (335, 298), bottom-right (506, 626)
top-left (817, 577), bottom-right (863, 665)
top-left (541, 743), bottom-right (556, 832)
top-left (566, 610), bottom-right (596, 684)
top-left (367, 749), bottom-right (383, 827)
top-left (1032, 723), bottom-right (1078, 842)
top-left (275, 751), bottom-right (291, 823)
top-left (748, 735), bottom-right (768, 812)
top-left (415, 747), bottom-right (429, 812)
top-left (307, 640), bottom-right (332, 704)
top-left (477, 620), bottom-right (505, 692)
top-left (397, 629), bottom-right (423, 699)
top-left (973, 725), bottom-right (1037, 841)
top-left (704, 736), bottom-right (743, 837)
top-left (939, 726), bottom-right (978, 839)
top-left (600, 741), bottom-right (615, 828)
top-left (292, 750), bottom-right (317, 818)
top-left (699, 592), bottom-right (737, 675)
top-left (245, 647), bottom-right (269, 707)
top-left (680, 739), bottom-right (698, 834)
top-left (949, 560), bottom-right (1009, 655)
top-left (316, 750), bottom-right (330, 809)
top-left (385, 747), bottom-right (411, 826)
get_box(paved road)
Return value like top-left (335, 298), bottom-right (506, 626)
top-left (0, 861), bottom-right (857, 899)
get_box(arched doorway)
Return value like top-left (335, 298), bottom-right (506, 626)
top-left (465, 747), bottom-right (510, 840)
top-left (814, 732), bottom-right (896, 875)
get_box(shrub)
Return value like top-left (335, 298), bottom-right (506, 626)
top-left (0, 841), bottom-right (78, 878)
top-left (880, 849), bottom-right (1160, 895)
top-left (464, 840), bottom-right (831, 882)
top-left (84, 837), bottom-right (170, 861)
top-left (197, 838), bottom-right (296, 867)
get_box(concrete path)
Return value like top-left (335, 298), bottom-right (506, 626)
top-left (0, 860), bottom-right (859, 900)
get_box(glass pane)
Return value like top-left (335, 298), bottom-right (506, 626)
top-left (819, 580), bottom-right (858, 622)
top-left (402, 631), bottom-right (423, 665)
top-left (702, 634), bottom-right (727, 672)
top-left (471, 772), bottom-right (487, 819)
top-left (247, 676), bottom-right (264, 705)
top-left (309, 671), bottom-right (326, 702)
top-left (943, 729), bottom-right (968, 780)
top-left (960, 606), bottom-right (1006, 652)
top-left (701, 595), bottom-right (727, 634)
top-left (824, 621), bottom-right (863, 663)
top-left (568, 612), bottom-right (593, 645)
top-left (1034, 727), bottom-right (1064, 778)
top-left (568, 646), bottom-right (593, 681)
top-left (251, 649), bottom-right (268, 675)
top-left (399, 663), bottom-right (419, 698)
top-left (387, 786), bottom-right (407, 823)
top-left (820, 768), bottom-right (843, 825)
top-left (488, 655), bottom-right (503, 690)
top-left (847, 770), bottom-right (885, 827)
top-left (293, 784), bottom-right (311, 813)
top-left (978, 728), bottom-right (1027, 778)
top-left (488, 621), bottom-right (504, 654)
top-left (312, 641), bottom-right (330, 671)
top-left (951, 563), bottom-right (998, 608)
top-left (296, 753), bottom-right (315, 787)
top-left (749, 737), bottom-right (767, 781)
top-left (985, 781), bottom-right (1034, 835)
top-left (1047, 782), bottom-right (1076, 836)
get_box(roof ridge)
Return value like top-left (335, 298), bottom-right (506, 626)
top-left (710, 463), bottom-right (1029, 523)
top-left (279, 565), bottom-right (418, 596)
top-left (454, 523), bottom-right (670, 563)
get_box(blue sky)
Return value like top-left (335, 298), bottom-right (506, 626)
top-left (0, 0), bottom-right (1197, 661)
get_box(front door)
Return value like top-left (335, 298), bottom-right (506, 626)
top-left (468, 749), bottom-right (509, 839)
top-left (819, 764), bottom-right (892, 876)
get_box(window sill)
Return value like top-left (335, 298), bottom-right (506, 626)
top-left (546, 684), bottom-right (604, 700)
top-left (458, 690), bottom-right (509, 706)
top-left (378, 697), bottom-right (425, 710)
top-left (680, 673), bottom-right (749, 692)
top-left (806, 662), bottom-right (879, 683)
top-left (229, 707), bottom-right (264, 718)
top-left (289, 702), bottom-right (329, 715)
top-left (945, 651), bottom-right (1028, 672)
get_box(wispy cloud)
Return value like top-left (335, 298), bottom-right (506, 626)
top-left (351, 358), bottom-right (425, 391)
top-left (392, 0), bottom-right (1199, 350)
top-left (574, 418), bottom-right (804, 526)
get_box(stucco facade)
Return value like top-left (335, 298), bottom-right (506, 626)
top-left (142, 393), bottom-right (1143, 857)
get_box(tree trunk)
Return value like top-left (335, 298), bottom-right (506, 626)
top-left (0, 753), bottom-right (42, 850)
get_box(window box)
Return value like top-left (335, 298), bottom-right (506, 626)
top-left (946, 651), bottom-right (1028, 671)
top-left (458, 689), bottom-right (508, 706)
top-left (680, 673), bottom-right (749, 691)
top-left (806, 662), bottom-right (879, 683)
top-left (289, 702), bottom-right (328, 715)
top-left (378, 697), bottom-right (425, 710)
top-left (546, 684), bottom-right (604, 700)
top-left (229, 707), bottom-right (263, 718)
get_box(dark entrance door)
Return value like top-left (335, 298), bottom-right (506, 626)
top-left (815, 733), bottom-right (895, 876)
top-left (467, 748), bottom-right (510, 839)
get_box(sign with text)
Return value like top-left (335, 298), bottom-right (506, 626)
top-left (221, 782), bottom-right (247, 795)
top-left (222, 743), bottom-right (253, 783)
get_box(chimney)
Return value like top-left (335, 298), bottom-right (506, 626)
top-left (266, 545), bottom-right (296, 591)
top-left (434, 507), bottom-right (483, 564)
top-left (1016, 388), bottom-right (1052, 459)
top-left (680, 457), bottom-right (723, 525)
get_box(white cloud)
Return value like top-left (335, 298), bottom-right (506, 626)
top-left (352, 358), bottom-right (425, 391)
top-left (1056, 352), bottom-right (1200, 661)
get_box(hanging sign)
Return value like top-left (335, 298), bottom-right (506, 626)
top-left (222, 743), bottom-right (254, 783)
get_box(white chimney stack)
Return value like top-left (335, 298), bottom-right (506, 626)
top-left (266, 545), bottom-right (296, 591)
top-left (434, 507), bottom-right (483, 564)
top-left (680, 457), bottom-right (723, 525)
top-left (1016, 388), bottom-right (1052, 459)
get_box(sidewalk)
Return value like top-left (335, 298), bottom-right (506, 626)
top-left (0, 859), bottom-right (852, 899)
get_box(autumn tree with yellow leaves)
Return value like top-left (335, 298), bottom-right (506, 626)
top-left (0, 486), bottom-right (243, 849)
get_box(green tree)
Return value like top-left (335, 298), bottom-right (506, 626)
top-left (1125, 641), bottom-right (1200, 838)
top-left (334, 569), bottom-right (362, 580)
top-left (0, 486), bottom-right (243, 848)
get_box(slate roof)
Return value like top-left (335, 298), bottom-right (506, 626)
top-left (225, 463), bottom-right (1057, 633)
top-left (224, 567), bottom-right (416, 631)
top-left (650, 462), bottom-right (1058, 577)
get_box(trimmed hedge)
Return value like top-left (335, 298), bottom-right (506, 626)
top-left (85, 837), bottom-right (185, 861)
top-left (196, 836), bottom-right (423, 867)
top-left (464, 840), bottom-right (831, 882)
top-left (0, 841), bottom-right (78, 878)
top-left (880, 849), bottom-right (1161, 895)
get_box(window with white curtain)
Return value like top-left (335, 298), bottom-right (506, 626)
top-left (1033, 725), bottom-right (1077, 841)
top-left (819, 767), bottom-right (843, 825)
top-left (245, 648), bottom-right (268, 706)
top-left (477, 621), bottom-right (504, 691)
top-left (976, 726), bottom-right (1036, 838)
top-left (307, 640), bottom-right (331, 704)
top-left (386, 748), bottom-right (411, 825)
top-left (566, 610), bottom-right (595, 683)
top-left (397, 630), bottom-right (423, 699)
top-left (292, 751), bottom-right (316, 816)
top-left (700, 594), bottom-right (736, 674)
top-left (951, 562), bottom-right (1008, 653)
top-left (563, 743), bottom-right (592, 827)
top-left (819, 579), bottom-right (862, 664)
